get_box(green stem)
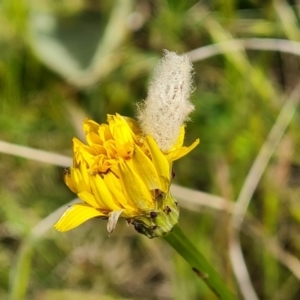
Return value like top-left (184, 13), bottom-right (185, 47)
top-left (164, 225), bottom-right (236, 300)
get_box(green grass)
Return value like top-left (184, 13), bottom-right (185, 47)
top-left (1, 0), bottom-right (300, 299)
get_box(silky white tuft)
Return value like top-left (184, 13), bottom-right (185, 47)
top-left (137, 50), bottom-right (194, 151)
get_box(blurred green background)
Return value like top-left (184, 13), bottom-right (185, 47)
top-left (1, 0), bottom-right (300, 299)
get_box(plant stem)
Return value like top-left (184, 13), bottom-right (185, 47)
top-left (164, 225), bottom-right (236, 300)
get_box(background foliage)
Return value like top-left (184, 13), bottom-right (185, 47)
top-left (1, 0), bottom-right (300, 299)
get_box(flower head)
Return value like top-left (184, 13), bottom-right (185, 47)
top-left (54, 114), bottom-right (199, 238)
top-left (55, 51), bottom-right (199, 238)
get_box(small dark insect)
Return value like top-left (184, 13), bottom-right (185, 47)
top-left (133, 223), bottom-right (147, 235)
top-left (154, 189), bottom-right (164, 201)
top-left (164, 206), bottom-right (171, 214)
top-left (171, 169), bottom-right (176, 179)
top-left (150, 211), bottom-right (158, 218)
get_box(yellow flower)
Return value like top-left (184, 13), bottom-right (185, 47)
top-left (54, 114), bottom-right (199, 238)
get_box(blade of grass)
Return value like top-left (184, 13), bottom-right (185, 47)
top-left (164, 225), bottom-right (236, 300)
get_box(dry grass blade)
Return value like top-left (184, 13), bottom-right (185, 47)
top-left (170, 184), bottom-right (234, 213)
top-left (0, 140), bottom-right (72, 167)
top-left (186, 38), bottom-right (300, 63)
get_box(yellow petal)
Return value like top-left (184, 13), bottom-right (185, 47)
top-left (72, 138), bottom-right (96, 169)
top-left (72, 137), bottom-right (87, 150)
top-left (130, 144), bottom-right (161, 190)
top-left (86, 132), bottom-right (103, 147)
top-left (79, 159), bottom-right (93, 191)
top-left (123, 116), bottom-right (143, 136)
top-left (72, 168), bottom-right (91, 193)
top-left (119, 160), bottom-right (153, 209)
top-left (107, 114), bottom-right (134, 158)
top-left (145, 135), bottom-right (171, 193)
top-left (83, 118), bottom-right (100, 135)
top-left (103, 140), bottom-right (117, 158)
top-left (91, 143), bottom-right (106, 155)
top-left (63, 168), bottom-right (77, 193)
top-left (102, 171), bottom-right (134, 209)
top-left (90, 174), bottom-right (122, 211)
top-left (78, 147), bottom-right (96, 167)
top-left (78, 191), bottom-right (106, 209)
top-left (54, 203), bottom-right (104, 232)
top-left (168, 138), bottom-right (200, 161)
top-left (171, 125), bottom-right (185, 150)
top-left (98, 123), bottom-right (113, 141)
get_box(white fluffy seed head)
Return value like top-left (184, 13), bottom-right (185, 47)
top-left (137, 50), bottom-right (194, 151)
